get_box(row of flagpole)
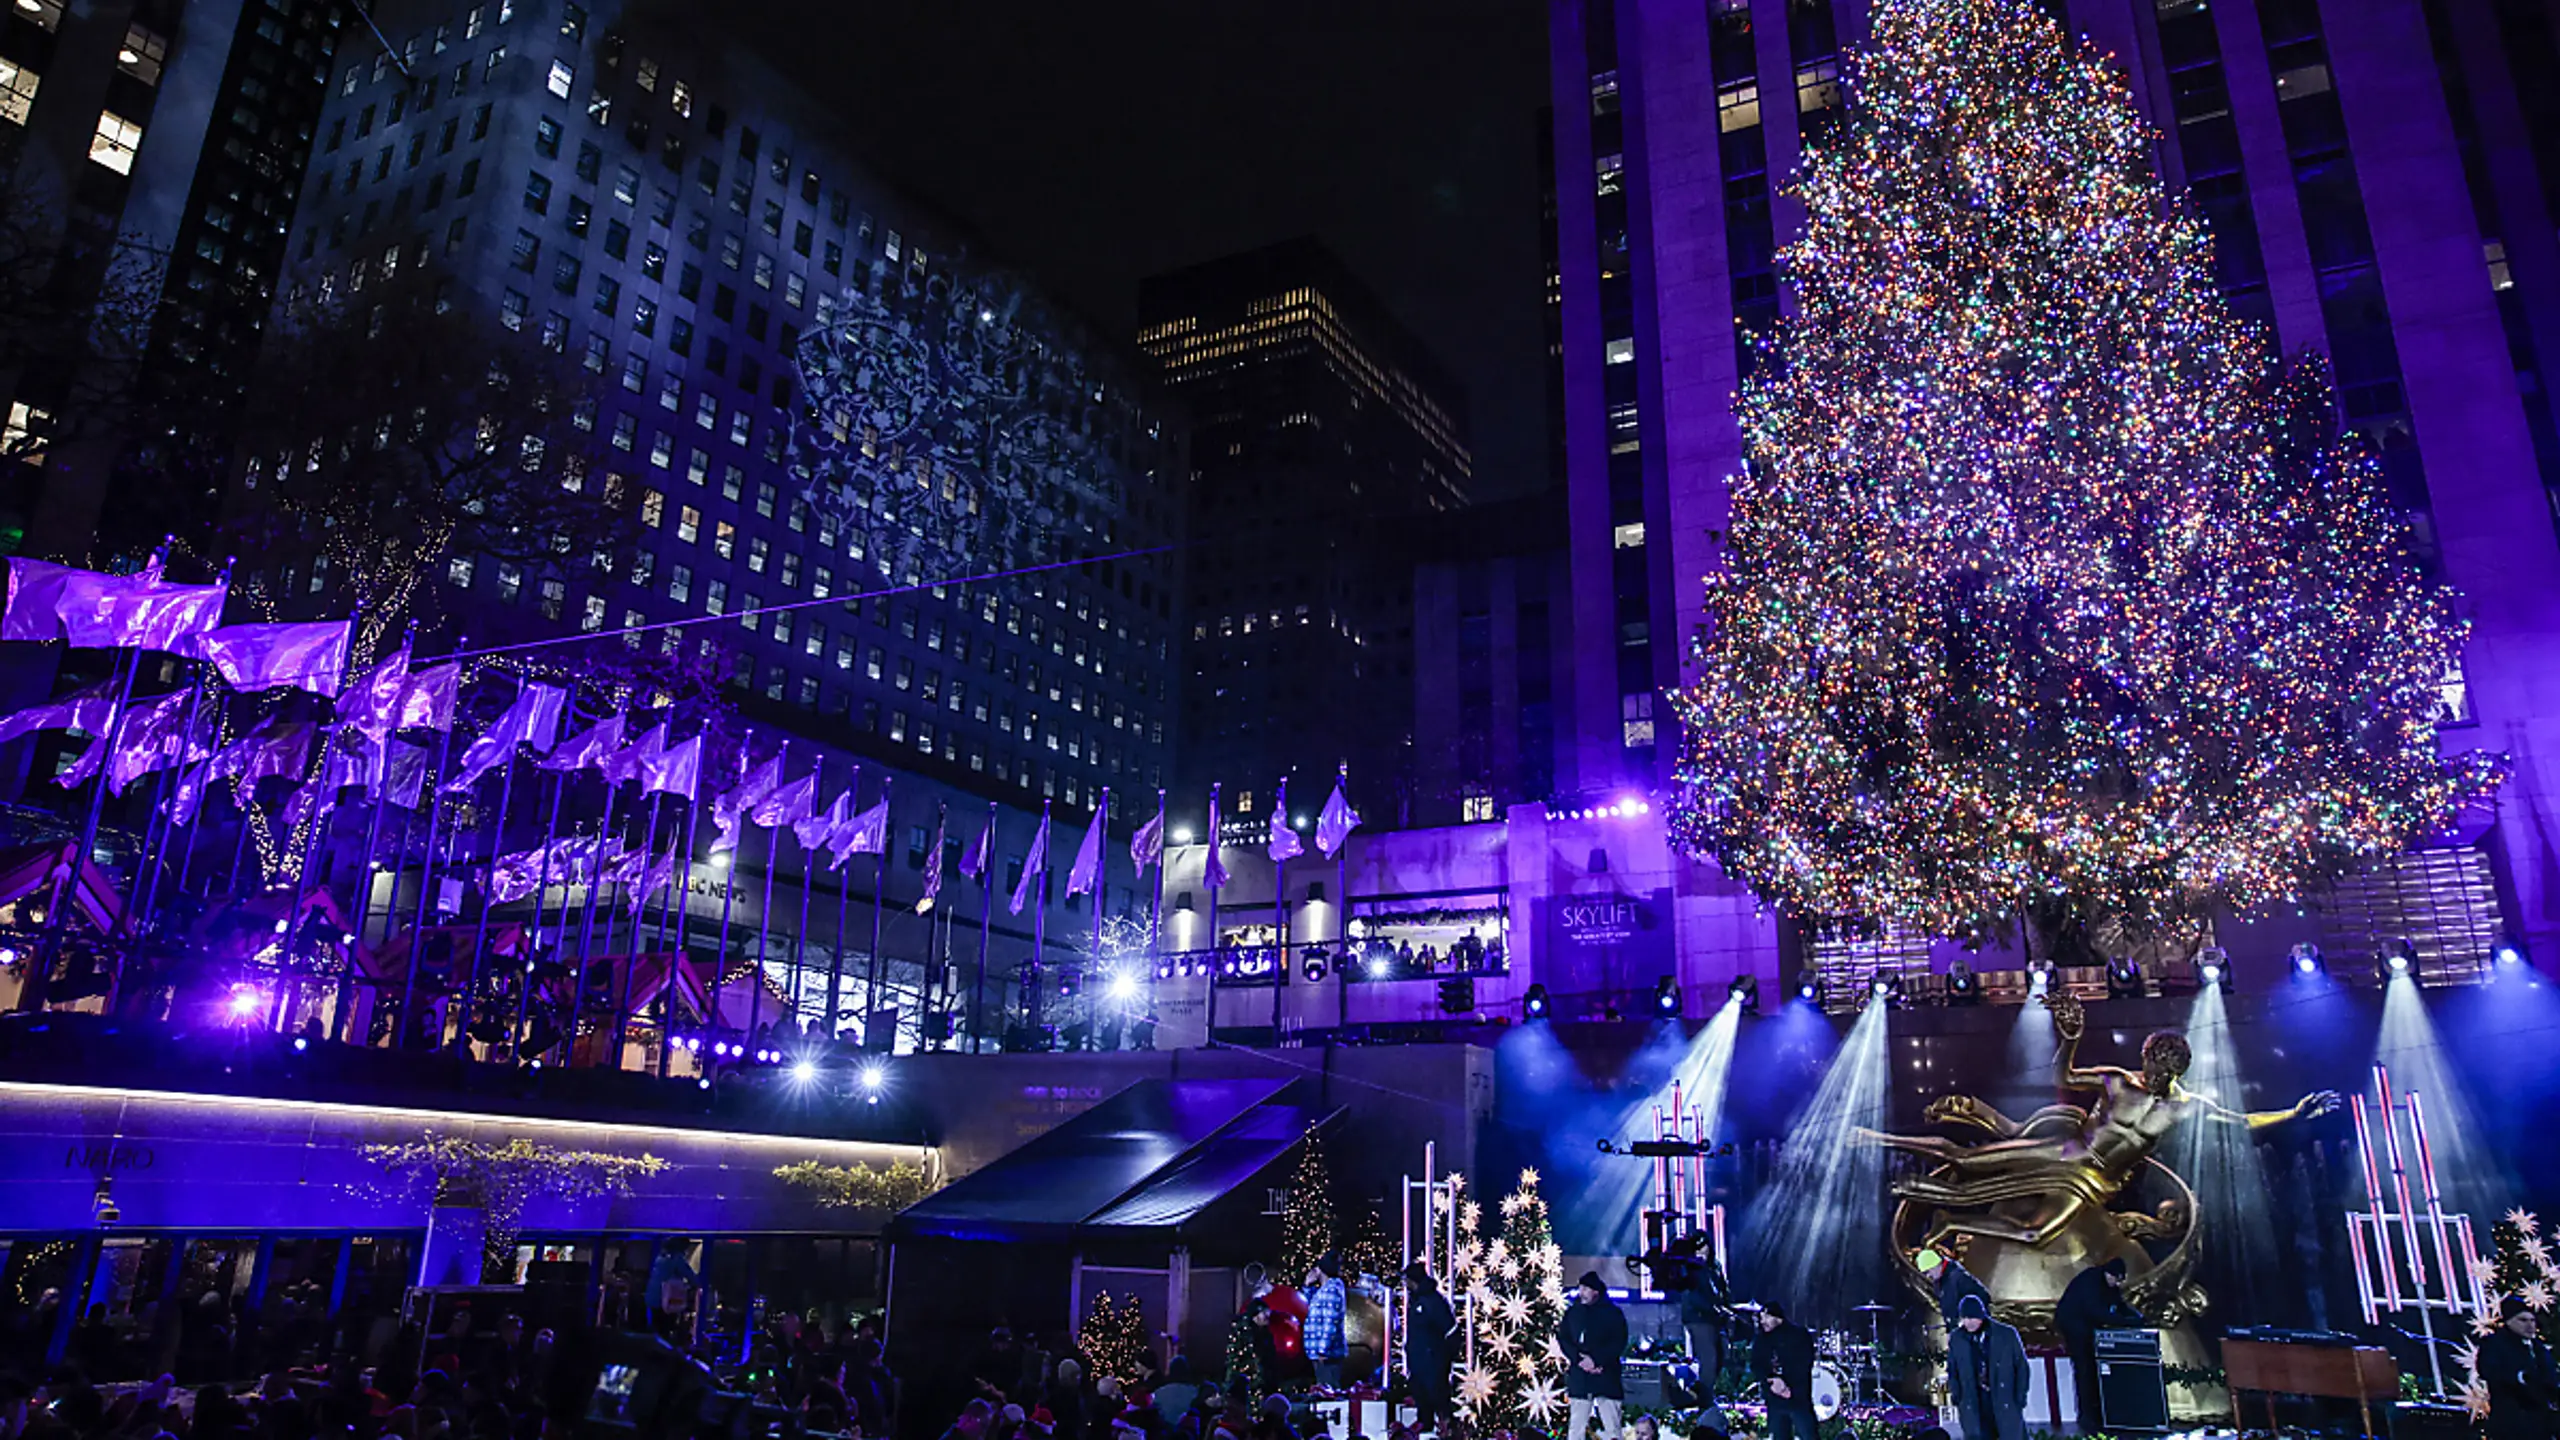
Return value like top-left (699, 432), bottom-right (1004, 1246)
top-left (0, 550), bottom-right (1370, 1055)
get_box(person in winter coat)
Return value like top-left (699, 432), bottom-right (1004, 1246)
top-left (1946, 1295), bottom-right (2028, 1440)
top-left (2478, 1295), bottom-right (2560, 1440)
top-left (1556, 1273), bottom-right (1627, 1440)
top-left (1399, 1266), bottom-right (1458, 1436)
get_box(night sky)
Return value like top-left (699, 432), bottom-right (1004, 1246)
top-left (733, 0), bottom-right (1555, 499)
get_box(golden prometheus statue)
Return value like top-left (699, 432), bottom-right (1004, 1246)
top-left (1866, 993), bottom-right (2338, 1345)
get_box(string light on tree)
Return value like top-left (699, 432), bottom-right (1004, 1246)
top-left (1665, 0), bottom-right (2501, 950)
top-left (1079, 1290), bottom-right (1151, 1387)
top-left (1278, 1132), bottom-right (1341, 1282)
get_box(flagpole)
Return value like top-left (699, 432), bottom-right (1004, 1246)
top-left (1337, 765), bottom-right (1354, 1031)
top-left (1029, 799), bottom-right (1051, 1049)
top-left (1147, 788), bottom-right (1167, 967)
top-left (455, 738), bottom-right (523, 1057)
top-left (747, 741), bottom-right (792, 1053)
top-left (121, 663), bottom-right (215, 1005)
top-left (23, 645), bottom-right (140, 1013)
top-left (512, 768), bottom-right (568, 1055)
top-left (711, 741), bottom-right (748, 1048)
top-left (336, 772), bottom-right (390, 1045)
top-left (1206, 783), bottom-right (1223, 1032)
top-left (785, 761), bottom-right (820, 1039)
top-left (862, 777), bottom-right (891, 1044)
top-left (822, 766), bottom-right (859, 1035)
top-left (654, 784), bottom-right (700, 1077)
top-left (400, 693), bottom-right (460, 1050)
top-left (276, 713), bottom-right (343, 1033)
top-left (566, 768), bottom-right (622, 1066)
top-left (1090, 788), bottom-right (1111, 974)
top-left (609, 790), bottom-right (664, 1068)
top-left (972, 801), bottom-right (995, 1054)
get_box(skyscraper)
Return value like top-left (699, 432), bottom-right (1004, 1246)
top-left (1137, 237), bottom-right (1472, 828)
top-left (242, 0), bottom-right (1179, 1042)
top-left (1550, 0), bottom-right (2560, 959)
top-left (0, 0), bottom-right (350, 562)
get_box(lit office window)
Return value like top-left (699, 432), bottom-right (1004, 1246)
top-left (88, 112), bottom-right (144, 174)
top-left (547, 59), bottom-right (574, 99)
top-left (117, 26), bottom-right (167, 84)
top-left (0, 60), bottom-right (35, 125)
top-left (1718, 82), bottom-right (1759, 133)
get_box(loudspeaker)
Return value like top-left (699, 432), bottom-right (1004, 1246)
top-left (2095, 1328), bottom-right (2167, 1432)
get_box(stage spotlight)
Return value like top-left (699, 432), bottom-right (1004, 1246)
top-left (2026, 960), bottom-right (2052, 998)
top-left (1524, 983), bottom-right (1550, 1019)
top-left (859, 1063), bottom-right (885, 1099)
top-left (225, 985), bottom-right (262, 1021)
top-left (1792, 967), bottom-right (1820, 1004)
top-left (2493, 937), bottom-right (2527, 970)
top-left (2197, 947), bottom-right (2233, 991)
top-left (1727, 974), bottom-right (1760, 1014)
top-left (2289, 943), bottom-right (2326, 978)
top-left (1655, 976), bottom-right (1681, 1018)
top-left (2105, 955), bottom-right (2146, 999)
top-left (1302, 948), bottom-right (1330, 984)
top-left (789, 1059), bottom-right (818, 1084)
top-left (291, 1035), bottom-right (309, 1053)
top-left (1867, 974), bottom-right (1900, 1008)
top-left (1366, 950), bottom-right (1392, 979)
top-left (1106, 970), bottom-right (1140, 1002)
top-left (2380, 940), bottom-right (2417, 983)
top-left (1945, 959), bottom-right (1981, 1005)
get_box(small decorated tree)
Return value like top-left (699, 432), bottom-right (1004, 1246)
top-left (1447, 1169), bottom-right (1571, 1433)
top-left (1080, 1291), bottom-right (1151, 1387)
top-left (2460, 1209), bottom-right (2556, 1416)
top-left (1279, 1134), bottom-right (1341, 1282)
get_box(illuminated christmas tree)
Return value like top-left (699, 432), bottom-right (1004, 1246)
top-left (1079, 1291), bottom-right (1150, 1386)
top-left (1279, 1134), bottom-right (1341, 1282)
top-left (1447, 1169), bottom-right (1570, 1433)
top-left (1667, 0), bottom-right (2500, 949)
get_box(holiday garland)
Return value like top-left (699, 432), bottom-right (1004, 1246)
top-left (362, 1133), bottom-right (666, 1274)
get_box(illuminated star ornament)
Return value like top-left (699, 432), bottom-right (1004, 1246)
top-left (1457, 1365), bottom-right (1498, 1412)
top-left (1520, 1376), bottom-right (1566, 1425)
top-left (1663, 0), bottom-right (2502, 945)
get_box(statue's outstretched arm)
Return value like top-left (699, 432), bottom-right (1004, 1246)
top-left (2047, 995), bottom-right (2129, 1091)
top-left (2192, 1088), bottom-right (2343, 1131)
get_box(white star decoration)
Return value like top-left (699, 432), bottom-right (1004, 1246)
top-left (2471, 1256), bottom-right (2503, 1290)
top-left (2507, 1208), bottom-right (2540, 1237)
top-left (1521, 1375), bottom-right (1565, 1424)
top-left (1499, 1292), bottom-right (1532, 1327)
top-left (2523, 1278), bottom-right (2553, 1312)
top-left (1519, 1167), bottom-right (1542, 1189)
top-left (2473, 1311), bottom-right (2502, 1338)
top-left (2462, 1377), bottom-right (2493, 1420)
top-left (2522, 1235), bottom-right (2553, 1269)
top-left (1543, 1334), bottom-right (1569, 1366)
top-left (1456, 1365), bottom-right (1497, 1411)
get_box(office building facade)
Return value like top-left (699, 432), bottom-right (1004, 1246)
top-left (1550, 0), bottom-right (2560, 961)
top-left (1136, 237), bottom-right (1472, 830)
top-left (258, 0), bottom-right (1180, 1041)
top-left (1, 0), bottom-right (349, 563)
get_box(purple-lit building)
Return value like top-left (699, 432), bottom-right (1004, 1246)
top-left (1548, 0), bottom-right (2560, 971)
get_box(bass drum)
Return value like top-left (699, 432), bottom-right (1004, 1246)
top-left (1809, 1362), bottom-right (1846, 1421)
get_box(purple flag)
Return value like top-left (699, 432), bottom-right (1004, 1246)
top-left (345, 644), bottom-right (411, 739)
top-left (1130, 799), bottom-right (1164, 873)
top-left (753, 768), bottom-right (820, 829)
top-left (832, 793), bottom-right (891, 867)
top-left (0, 682), bottom-right (114, 746)
top-left (163, 762), bottom-right (212, 826)
top-left (184, 621), bottom-right (352, 698)
top-left (643, 734), bottom-right (703, 799)
top-left (539, 711), bottom-right (625, 773)
top-left (1315, 774), bottom-right (1362, 858)
top-left (54, 734), bottom-right (106, 789)
top-left (1008, 809), bottom-right (1049, 916)
top-left (1267, 780), bottom-right (1304, 862)
top-left (210, 718), bottom-right (316, 788)
top-left (2, 558), bottom-right (82, 642)
top-left (60, 568), bottom-right (227, 651)
top-left (918, 806), bottom-right (947, 913)
top-left (1066, 797), bottom-right (1107, 898)
top-left (107, 690), bottom-right (197, 795)
top-left (796, 788), bottom-right (853, 851)
top-left (710, 750), bottom-right (783, 852)
top-left (1205, 787), bottom-right (1229, 891)
top-left (604, 718), bottom-right (662, 788)
top-left (961, 814), bottom-right (994, 880)
top-left (444, 683), bottom-right (566, 792)
top-left (395, 663), bottom-right (459, 731)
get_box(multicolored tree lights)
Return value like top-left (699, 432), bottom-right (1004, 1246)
top-left (1667, 0), bottom-right (2501, 948)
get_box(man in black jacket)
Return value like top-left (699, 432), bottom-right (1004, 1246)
top-left (1402, 1265), bottom-right (1459, 1436)
top-left (2052, 1258), bottom-right (2140, 1430)
top-left (1558, 1272), bottom-right (1628, 1440)
top-left (1948, 1295), bottom-right (2028, 1440)
top-left (2478, 1295), bottom-right (2560, 1440)
top-left (1666, 1234), bottom-right (1732, 1401)
top-left (1752, 1303), bottom-right (1818, 1440)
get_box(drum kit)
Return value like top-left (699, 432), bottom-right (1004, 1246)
top-left (1808, 1302), bottom-right (1893, 1420)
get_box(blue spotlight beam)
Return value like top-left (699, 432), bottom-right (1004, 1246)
top-left (1740, 1001), bottom-right (1893, 1327)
